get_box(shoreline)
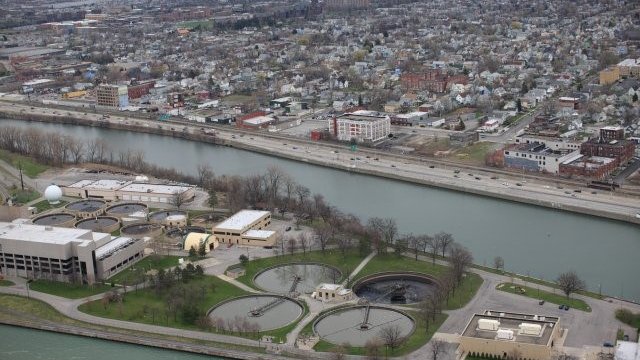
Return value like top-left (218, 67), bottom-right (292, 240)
top-left (1, 109), bottom-right (639, 225)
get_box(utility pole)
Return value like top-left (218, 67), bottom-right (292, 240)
top-left (18, 162), bottom-right (24, 190)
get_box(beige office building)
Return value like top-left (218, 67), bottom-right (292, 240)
top-left (213, 210), bottom-right (276, 247)
top-left (63, 180), bottom-right (195, 204)
top-left (0, 222), bottom-right (145, 284)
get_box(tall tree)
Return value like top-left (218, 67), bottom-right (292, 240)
top-left (556, 271), bottom-right (585, 298)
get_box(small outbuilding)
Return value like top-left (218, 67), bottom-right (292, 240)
top-left (183, 232), bottom-right (218, 253)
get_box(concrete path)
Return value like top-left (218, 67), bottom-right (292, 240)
top-left (216, 274), bottom-right (260, 293)
top-left (341, 251), bottom-right (376, 286)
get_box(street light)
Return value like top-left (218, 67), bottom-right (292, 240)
top-left (26, 279), bottom-right (33, 299)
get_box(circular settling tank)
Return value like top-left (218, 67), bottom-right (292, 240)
top-left (253, 263), bottom-right (341, 294)
top-left (120, 222), bottom-right (162, 238)
top-left (148, 210), bottom-right (187, 223)
top-left (314, 306), bottom-right (415, 347)
top-left (208, 295), bottom-right (303, 331)
top-left (191, 212), bottom-right (227, 227)
top-left (105, 202), bottom-right (148, 217)
top-left (65, 199), bottom-right (107, 213)
top-left (75, 216), bottom-right (120, 232)
top-left (32, 212), bottom-right (76, 227)
top-left (353, 272), bottom-right (439, 304)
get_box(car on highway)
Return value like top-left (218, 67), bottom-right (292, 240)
top-left (429, 165), bottom-right (435, 168)
top-left (391, 164), bottom-right (396, 168)
top-left (490, 176), bottom-right (498, 180)
top-left (475, 177), bottom-right (481, 180)
top-left (515, 183), bottom-right (523, 186)
top-left (374, 157), bottom-right (379, 161)
top-left (454, 169), bottom-right (460, 174)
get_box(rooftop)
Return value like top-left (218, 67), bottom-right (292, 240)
top-left (0, 222), bottom-right (103, 246)
top-left (95, 236), bottom-right (137, 260)
top-left (244, 229), bottom-right (275, 238)
top-left (215, 210), bottom-right (270, 231)
top-left (118, 183), bottom-right (192, 195)
top-left (462, 311), bottom-right (559, 346)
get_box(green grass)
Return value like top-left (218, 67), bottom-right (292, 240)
top-left (29, 280), bottom-right (113, 299)
top-left (0, 279), bottom-right (14, 286)
top-left (496, 283), bottom-right (591, 312)
top-left (0, 294), bottom-right (266, 354)
top-left (313, 311), bottom-right (448, 356)
top-left (10, 189), bottom-right (40, 204)
top-left (455, 142), bottom-right (495, 164)
top-left (358, 254), bottom-right (484, 310)
top-left (232, 249), bottom-right (366, 290)
top-left (615, 308), bottom-right (640, 329)
top-left (0, 149), bottom-right (49, 178)
top-left (107, 255), bottom-right (181, 285)
top-left (32, 199), bottom-right (67, 213)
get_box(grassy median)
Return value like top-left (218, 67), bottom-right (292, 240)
top-left (29, 280), bottom-right (113, 299)
top-left (496, 283), bottom-right (591, 312)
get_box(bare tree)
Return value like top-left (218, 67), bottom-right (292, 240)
top-left (379, 324), bottom-right (404, 352)
top-left (541, 101), bottom-right (557, 117)
top-left (556, 271), bottom-right (585, 298)
top-left (315, 223), bottom-right (332, 254)
top-left (435, 232), bottom-right (454, 258)
top-left (364, 338), bottom-right (383, 359)
top-left (425, 235), bottom-right (441, 264)
top-left (449, 244), bottom-right (473, 285)
top-left (330, 345), bottom-right (347, 360)
top-left (380, 218), bottom-right (398, 248)
top-left (429, 339), bottom-right (447, 360)
top-left (171, 190), bottom-right (188, 209)
top-left (287, 237), bottom-right (297, 256)
top-left (196, 163), bottom-right (214, 188)
top-left (298, 232), bottom-right (309, 256)
top-left (493, 256), bottom-right (504, 271)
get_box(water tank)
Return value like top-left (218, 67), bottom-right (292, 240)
top-left (44, 184), bottom-right (63, 204)
top-left (478, 319), bottom-right (500, 331)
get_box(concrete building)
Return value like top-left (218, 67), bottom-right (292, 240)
top-left (63, 180), bottom-right (195, 204)
top-left (459, 310), bottom-right (562, 360)
top-left (617, 58), bottom-right (640, 77)
top-left (504, 143), bottom-right (580, 174)
top-left (0, 222), bottom-right (144, 284)
top-left (312, 283), bottom-right (353, 302)
top-left (515, 134), bottom-right (583, 151)
top-left (332, 110), bottom-right (391, 143)
top-left (97, 84), bottom-right (129, 108)
top-left (599, 66), bottom-right (620, 85)
top-left (212, 210), bottom-right (276, 247)
top-left (615, 337), bottom-right (640, 360)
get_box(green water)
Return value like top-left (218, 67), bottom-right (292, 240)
top-left (0, 324), bottom-right (225, 360)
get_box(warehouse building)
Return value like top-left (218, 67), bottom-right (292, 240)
top-left (63, 179), bottom-right (195, 204)
top-left (459, 310), bottom-right (562, 360)
top-left (212, 210), bottom-right (276, 247)
top-left (332, 110), bottom-right (391, 143)
top-left (0, 222), bottom-right (145, 284)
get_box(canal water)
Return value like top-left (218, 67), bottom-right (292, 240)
top-left (1, 119), bottom-right (638, 301)
top-left (0, 324), bottom-right (222, 360)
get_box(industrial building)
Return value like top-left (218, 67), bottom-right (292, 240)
top-left (459, 310), bottom-right (562, 360)
top-left (332, 110), bottom-right (391, 143)
top-left (312, 283), bottom-right (353, 303)
top-left (96, 84), bottom-right (129, 108)
top-left (0, 222), bottom-right (145, 284)
top-left (212, 210), bottom-right (276, 247)
top-left (503, 143), bottom-right (580, 174)
top-left (62, 179), bottom-right (195, 204)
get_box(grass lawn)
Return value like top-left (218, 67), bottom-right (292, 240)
top-left (615, 308), bottom-right (640, 329)
top-left (0, 279), bottom-right (14, 286)
top-left (107, 255), bottom-right (181, 285)
top-left (357, 254), bottom-right (484, 310)
top-left (0, 294), bottom-right (266, 354)
top-left (32, 199), bottom-right (67, 213)
top-left (454, 142), bottom-right (495, 165)
top-left (313, 311), bottom-right (448, 356)
top-left (496, 283), bottom-right (591, 312)
top-left (10, 189), bottom-right (40, 204)
top-left (0, 149), bottom-right (49, 178)
top-left (29, 280), bottom-right (113, 299)
top-left (232, 249), bottom-right (367, 290)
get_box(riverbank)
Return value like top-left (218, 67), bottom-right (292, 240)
top-left (1, 106), bottom-right (638, 225)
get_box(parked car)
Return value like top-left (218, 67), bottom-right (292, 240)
top-left (539, 300), bottom-right (545, 305)
top-left (558, 304), bottom-right (565, 309)
top-left (603, 342), bottom-right (614, 348)
top-left (285, 226), bottom-right (291, 232)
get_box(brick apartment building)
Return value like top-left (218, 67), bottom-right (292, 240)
top-left (400, 69), bottom-right (448, 93)
top-left (127, 80), bottom-right (155, 99)
top-left (580, 139), bottom-right (635, 164)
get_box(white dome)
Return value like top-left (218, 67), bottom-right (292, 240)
top-left (44, 184), bottom-right (62, 204)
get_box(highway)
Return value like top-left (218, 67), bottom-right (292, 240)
top-left (0, 100), bottom-right (639, 223)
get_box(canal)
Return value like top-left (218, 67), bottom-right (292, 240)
top-left (0, 324), bottom-right (223, 360)
top-left (1, 119), bottom-right (638, 301)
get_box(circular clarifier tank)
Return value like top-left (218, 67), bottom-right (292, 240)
top-left (353, 272), bottom-right (439, 304)
top-left (148, 210), bottom-right (187, 223)
top-left (208, 295), bottom-right (303, 331)
top-left (105, 202), bottom-right (148, 217)
top-left (253, 263), bottom-right (342, 294)
top-left (32, 212), bottom-right (76, 227)
top-left (120, 222), bottom-right (162, 238)
top-left (65, 199), bottom-right (107, 213)
top-left (75, 216), bottom-right (120, 233)
top-left (313, 306), bottom-right (415, 347)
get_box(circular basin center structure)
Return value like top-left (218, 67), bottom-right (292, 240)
top-left (106, 202), bottom-right (148, 216)
top-left (32, 213), bottom-right (76, 226)
top-left (353, 272), bottom-right (439, 304)
top-left (65, 199), bottom-right (106, 213)
top-left (75, 216), bottom-right (120, 232)
top-left (148, 210), bottom-right (187, 222)
top-left (253, 263), bottom-right (341, 294)
top-left (314, 306), bottom-right (415, 347)
top-left (208, 295), bottom-right (303, 332)
top-left (120, 222), bottom-right (162, 238)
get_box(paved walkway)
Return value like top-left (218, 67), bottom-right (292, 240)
top-left (215, 274), bottom-right (260, 293)
top-left (341, 251), bottom-right (376, 286)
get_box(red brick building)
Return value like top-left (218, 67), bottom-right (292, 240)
top-left (400, 69), bottom-right (448, 93)
top-left (559, 156), bottom-right (618, 180)
top-left (128, 80), bottom-right (155, 99)
top-left (580, 139), bottom-right (635, 164)
top-left (599, 126), bottom-right (625, 141)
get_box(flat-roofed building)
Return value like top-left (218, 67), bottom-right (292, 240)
top-left (332, 110), bottom-right (391, 143)
top-left (213, 210), bottom-right (276, 247)
top-left (97, 84), bottom-right (129, 108)
top-left (503, 143), bottom-right (580, 174)
top-left (560, 155), bottom-right (618, 180)
top-left (0, 222), bottom-right (144, 284)
top-left (460, 310), bottom-right (562, 360)
top-left (62, 180), bottom-right (195, 204)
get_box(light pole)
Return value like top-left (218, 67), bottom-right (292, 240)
top-left (26, 279), bottom-right (32, 299)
